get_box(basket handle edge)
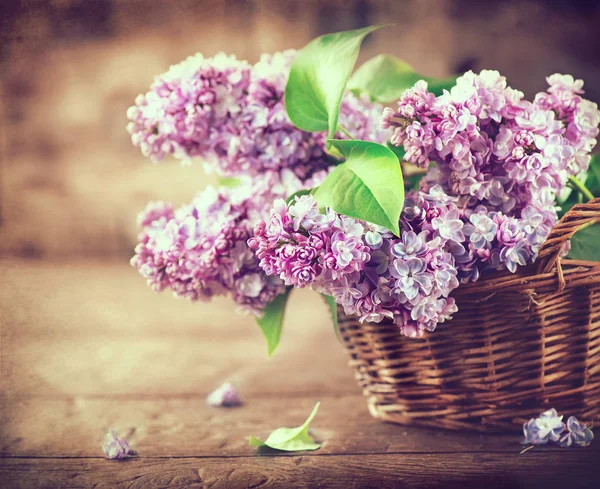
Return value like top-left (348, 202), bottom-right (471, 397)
top-left (536, 197), bottom-right (600, 274)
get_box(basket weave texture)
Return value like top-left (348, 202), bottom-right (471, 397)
top-left (338, 198), bottom-right (600, 432)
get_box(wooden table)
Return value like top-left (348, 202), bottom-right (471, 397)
top-left (1, 259), bottom-right (598, 488)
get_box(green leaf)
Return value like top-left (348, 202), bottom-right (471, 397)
top-left (285, 25), bottom-right (386, 138)
top-left (249, 402), bottom-right (321, 452)
top-left (386, 141), bottom-right (406, 162)
top-left (587, 154), bottom-right (600, 195)
top-left (286, 189), bottom-right (313, 205)
top-left (567, 223), bottom-right (600, 261)
top-left (255, 289), bottom-right (291, 356)
top-left (405, 172), bottom-right (426, 191)
top-left (559, 155), bottom-right (600, 217)
top-left (312, 140), bottom-right (404, 235)
top-left (218, 177), bottom-right (241, 188)
top-left (426, 75), bottom-right (460, 97)
top-left (320, 294), bottom-right (339, 340)
top-left (348, 54), bottom-right (457, 102)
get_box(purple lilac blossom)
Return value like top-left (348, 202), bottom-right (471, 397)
top-left (559, 416), bottom-right (594, 447)
top-left (127, 52), bottom-right (251, 163)
top-left (206, 382), bottom-right (243, 407)
top-left (383, 71), bottom-right (600, 280)
top-left (131, 178), bottom-right (290, 316)
top-left (102, 429), bottom-right (133, 460)
top-left (249, 189), bottom-right (461, 337)
top-left (522, 409), bottom-right (566, 445)
top-left (127, 50), bottom-right (389, 183)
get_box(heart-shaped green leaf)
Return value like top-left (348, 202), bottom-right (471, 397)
top-left (249, 402), bottom-right (321, 452)
top-left (567, 223), bottom-right (600, 262)
top-left (348, 54), bottom-right (457, 102)
top-left (285, 25), bottom-right (386, 138)
top-left (255, 289), bottom-right (291, 356)
top-left (312, 140), bottom-right (404, 235)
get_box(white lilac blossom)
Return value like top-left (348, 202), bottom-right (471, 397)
top-left (559, 416), bottom-right (594, 447)
top-left (522, 409), bottom-right (566, 445)
top-left (249, 189), bottom-right (461, 337)
top-left (206, 382), bottom-right (243, 407)
top-left (131, 178), bottom-right (290, 316)
top-left (102, 429), bottom-right (134, 460)
top-left (127, 50), bottom-right (389, 183)
top-left (383, 71), bottom-right (599, 280)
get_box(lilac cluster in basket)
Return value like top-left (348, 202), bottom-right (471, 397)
top-left (248, 71), bottom-right (599, 334)
top-left (127, 50), bottom-right (387, 183)
top-left (382, 71), bottom-right (600, 281)
top-left (249, 189), bottom-right (461, 337)
top-left (128, 53), bottom-right (600, 338)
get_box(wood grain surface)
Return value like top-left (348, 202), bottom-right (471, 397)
top-left (2, 452), bottom-right (599, 489)
top-left (1, 259), bottom-right (599, 488)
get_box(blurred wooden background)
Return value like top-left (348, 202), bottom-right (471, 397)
top-left (2, 4), bottom-right (600, 485)
top-left (1, 0), bottom-right (600, 259)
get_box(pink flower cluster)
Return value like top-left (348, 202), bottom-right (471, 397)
top-left (131, 180), bottom-right (287, 316)
top-left (129, 49), bottom-right (387, 317)
top-left (249, 191), bottom-right (461, 337)
top-left (130, 53), bottom-right (599, 337)
top-left (382, 71), bottom-right (600, 280)
top-left (127, 50), bottom-right (388, 183)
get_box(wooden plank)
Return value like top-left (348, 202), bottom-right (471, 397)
top-left (2, 395), bottom-right (575, 458)
top-left (1, 453), bottom-right (599, 489)
top-left (0, 260), bottom-right (357, 398)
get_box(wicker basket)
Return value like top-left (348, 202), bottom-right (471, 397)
top-left (338, 198), bottom-right (600, 432)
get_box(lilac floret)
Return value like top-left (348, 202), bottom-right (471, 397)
top-left (559, 416), bottom-right (594, 447)
top-left (522, 409), bottom-right (565, 445)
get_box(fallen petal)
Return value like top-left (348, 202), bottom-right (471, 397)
top-left (207, 382), bottom-right (243, 407)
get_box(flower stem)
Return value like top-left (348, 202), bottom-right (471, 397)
top-left (337, 125), bottom-right (355, 140)
top-left (568, 176), bottom-right (594, 202)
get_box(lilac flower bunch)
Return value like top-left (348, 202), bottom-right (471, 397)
top-left (534, 74), bottom-right (600, 176)
top-left (127, 50), bottom-right (388, 183)
top-left (383, 71), bottom-right (600, 279)
top-left (131, 179), bottom-right (287, 316)
top-left (403, 191), bottom-right (547, 282)
top-left (249, 189), bottom-right (462, 337)
top-left (127, 52), bottom-right (251, 163)
top-left (522, 409), bottom-right (594, 448)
